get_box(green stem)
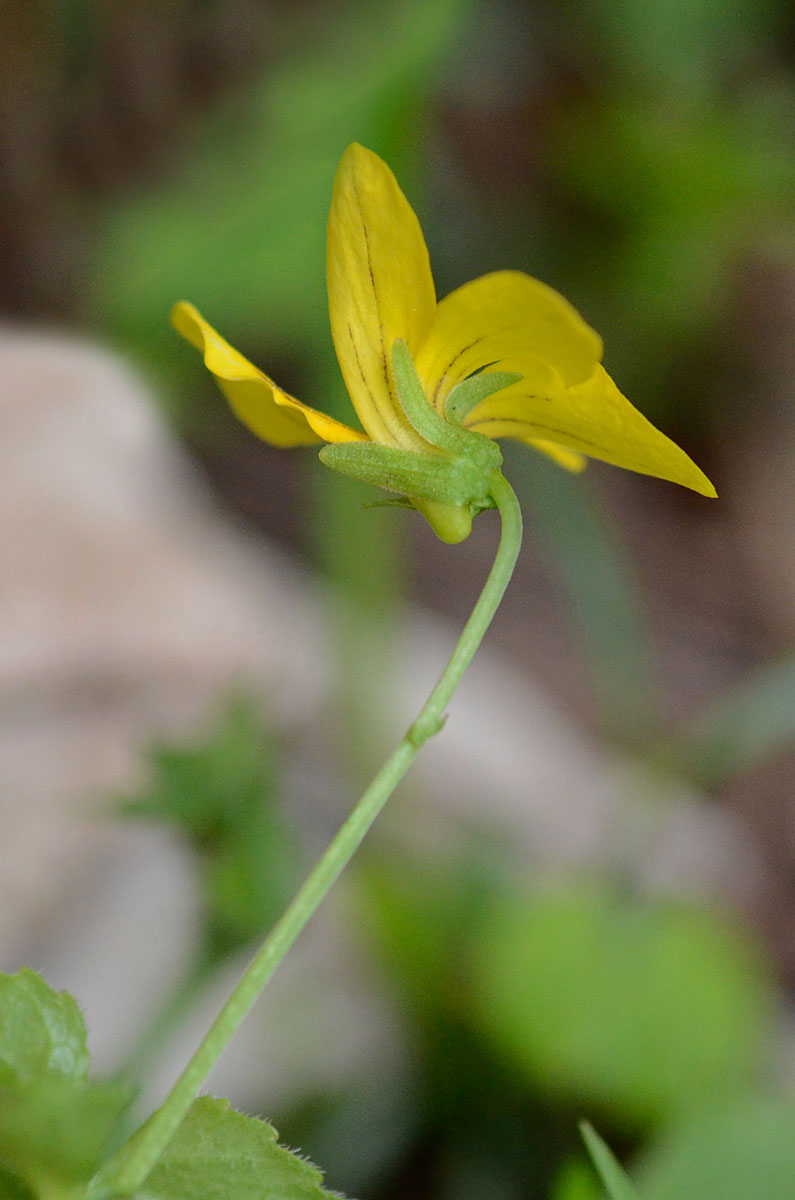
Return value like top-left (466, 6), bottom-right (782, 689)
top-left (91, 470), bottom-right (522, 1197)
top-left (116, 950), bottom-right (218, 1090)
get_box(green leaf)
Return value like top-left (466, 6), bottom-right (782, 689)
top-left (138, 1097), bottom-right (344, 1200)
top-left (580, 1123), bottom-right (639, 1200)
top-left (0, 1164), bottom-right (36, 1200)
top-left (0, 971), bottom-right (132, 1189)
top-left (578, 0), bottom-right (780, 98)
top-left (549, 1157), bottom-right (601, 1200)
top-left (119, 697), bottom-right (298, 953)
top-left (468, 881), bottom-right (776, 1128)
top-left (0, 969), bottom-right (90, 1087)
top-left (0, 1077), bottom-right (132, 1185)
top-left (357, 851), bottom-right (495, 1013)
top-left (514, 448), bottom-right (660, 744)
top-left (675, 654), bottom-right (795, 786)
top-left (639, 1096), bottom-right (795, 1200)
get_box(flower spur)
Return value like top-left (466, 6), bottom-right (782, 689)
top-left (172, 142), bottom-right (714, 543)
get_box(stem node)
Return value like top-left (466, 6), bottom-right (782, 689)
top-left (407, 711), bottom-right (447, 747)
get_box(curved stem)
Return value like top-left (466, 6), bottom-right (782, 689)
top-left (92, 470), bottom-right (522, 1197)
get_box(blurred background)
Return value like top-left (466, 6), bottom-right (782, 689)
top-left (2, 1), bottom-right (795, 1197)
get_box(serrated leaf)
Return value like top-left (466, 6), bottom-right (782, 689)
top-left (0, 1077), bottom-right (133, 1184)
top-left (0, 972), bottom-right (133, 1191)
top-left (138, 1098), bottom-right (345, 1200)
top-left (0, 969), bottom-right (90, 1087)
top-left (580, 1124), bottom-right (639, 1200)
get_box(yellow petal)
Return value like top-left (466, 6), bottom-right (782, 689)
top-left (415, 271), bottom-right (604, 409)
top-left (171, 302), bottom-right (366, 447)
top-left (528, 440), bottom-right (587, 472)
top-left (467, 363), bottom-right (717, 497)
top-left (326, 144), bottom-right (437, 449)
top-left (453, 355), bottom-right (585, 476)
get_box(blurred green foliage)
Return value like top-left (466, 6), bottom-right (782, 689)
top-left (581, 1123), bottom-right (639, 1200)
top-left (89, 0), bottom-right (473, 422)
top-left (574, 0), bottom-right (783, 96)
top-left (115, 696), bottom-right (300, 1081)
top-left (513, 448), bottom-right (661, 745)
top-left (550, 1158), bottom-right (601, 1200)
top-left (674, 652), bottom-right (795, 786)
top-left (469, 881), bottom-right (773, 1129)
top-left (5, 0), bottom-right (795, 1195)
top-left (545, 95), bottom-right (795, 420)
top-left (638, 1096), bottom-right (795, 1200)
top-left (119, 695), bottom-right (297, 957)
top-left (315, 842), bottom-right (779, 1197)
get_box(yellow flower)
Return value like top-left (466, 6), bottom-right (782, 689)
top-left (172, 143), bottom-right (715, 543)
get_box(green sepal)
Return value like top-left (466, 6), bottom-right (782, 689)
top-left (320, 345), bottom-right (509, 543)
top-left (445, 369), bottom-right (523, 425)
top-left (411, 498), bottom-right (473, 544)
top-left (319, 441), bottom-right (490, 507)
top-left (362, 493), bottom-right (479, 543)
top-left (391, 340), bottom-right (502, 473)
top-left (360, 497), bottom-right (415, 510)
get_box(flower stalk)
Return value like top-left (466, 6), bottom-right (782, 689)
top-left (90, 469), bottom-right (522, 1198)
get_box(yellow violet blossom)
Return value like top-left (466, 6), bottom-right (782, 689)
top-left (97, 154), bottom-right (718, 1192)
top-left (172, 142), bottom-right (715, 543)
